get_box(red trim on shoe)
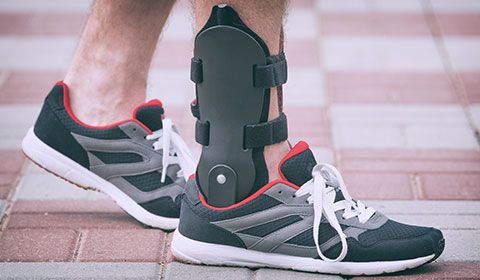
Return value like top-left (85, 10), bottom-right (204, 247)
top-left (132, 99), bottom-right (163, 117)
top-left (56, 81), bottom-right (153, 134)
top-left (132, 99), bottom-right (165, 120)
top-left (277, 141), bottom-right (310, 181)
top-left (198, 179), bottom-right (299, 210)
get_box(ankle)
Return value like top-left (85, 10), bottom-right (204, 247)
top-left (264, 140), bottom-right (290, 181)
top-left (63, 77), bottom-right (145, 126)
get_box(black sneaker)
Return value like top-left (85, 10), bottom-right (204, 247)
top-left (172, 141), bottom-right (445, 275)
top-left (22, 81), bottom-right (196, 230)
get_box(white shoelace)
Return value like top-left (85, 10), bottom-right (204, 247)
top-left (145, 118), bottom-right (196, 183)
top-left (295, 163), bottom-right (376, 262)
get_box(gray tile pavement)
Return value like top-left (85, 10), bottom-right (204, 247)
top-left (164, 262), bottom-right (253, 280)
top-left (255, 268), bottom-right (344, 280)
top-left (0, 105), bottom-right (40, 150)
top-left (0, 262), bottom-right (161, 280)
top-left (14, 163), bottom-right (108, 201)
top-left (330, 105), bottom-right (477, 149)
top-left (0, 199), bottom-right (6, 220)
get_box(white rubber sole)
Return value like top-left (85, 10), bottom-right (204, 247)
top-left (22, 128), bottom-right (179, 230)
top-left (171, 230), bottom-right (435, 276)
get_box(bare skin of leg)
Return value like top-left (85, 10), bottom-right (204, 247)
top-left (64, 0), bottom-right (176, 126)
top-left (195, 0), bottom-right (290, 180)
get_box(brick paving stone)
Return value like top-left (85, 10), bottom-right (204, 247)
top-left (385, 213), bottom-right (480, 231)
top-left (0, 0), bottom-right (92, 13)
top-left (290, 0), bottom-right (314, 9)
top-left (0, 37), bottom-right (75, 70)
top-left (342, 172), bottom-right (413, 200)
top-left (0, 262), bottom-right (161, 280)
top-left (320, 13), bottom-right (430, 36)
top-left (15, 163), bottom-right (108, 200)
top-left (6, 212), bottom-right (143, 230)
top-left (351, 262), bottom-right (480, 279)
top-left (421, 173), bottom-right (480, 200)
top-left (436, 14), bottom-right (480, 36)
top-left (0, 12), bottom-right (86, 36)
top-left (152, 41), bottom-right (191, 69)
top-left (12, 199), bottom-right (122, 214)
top-left (284, 40), bottom-right (319, 67)
top-left (0, 228), bottom-right (78, 261)
top-left (0, 70), bottom-right (64, 104)
top-left (461, 72), bottom-right (480, 103)
top-left (78, 229), bottom-right (165, 262)
top-left (164, 232), bottom-right (175, 263)
top-left (368, 200), bottom-right (480, 215)
top-left (367, 200), bottom-right (480, 229)
top-left (326, 72), bottom-right (457, 104)
top-left (284, 106), bottom-right (332, 147)
top-left (255, 268), bottom-right (344, 280)
top-left (0, 150), bottom-right (25, 173)
top-left (0, 150), bottom-right (25, 199)
top-left (443, 38), bottom-right (480, 71)
top-left (331, 105), bottom-right (477, 149)
top-left (318, 0), bottom-right (423, 13)
top-left (7, 198), bottom-right (142, 230)
top-left (322, 37), bottom-right (444, 72)
top-left (337, 149), bottom-right (480, 200)
top-left (10, 197), bottom-right (131, 226)
top-left (164, 262), bottom-right (253, 280)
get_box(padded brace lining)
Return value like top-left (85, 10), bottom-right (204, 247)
top-left (191, 53), bottom-right (288, 88)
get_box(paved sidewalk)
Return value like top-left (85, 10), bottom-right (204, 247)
top-left (1, 0), bottom-right (480, 279)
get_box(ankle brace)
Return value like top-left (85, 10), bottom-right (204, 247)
top-left (191, 5), bottom-right (288, 207)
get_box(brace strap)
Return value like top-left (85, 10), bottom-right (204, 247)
top-left (190, 53), bottom-right (287, 88)
top-left (195, 113), bottom-right (288, 148)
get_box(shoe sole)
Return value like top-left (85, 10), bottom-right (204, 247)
top-left (171, 230), bottom-right (437, 276)
top-left (22, 127), bottom-right (179, 230)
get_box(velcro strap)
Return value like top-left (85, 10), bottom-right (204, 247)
top-left (190, 53), bottom-right (287, 88)
top-left (191, 58), bottom-right (203, 83)
top-left (244, 113), bottom-right (288, 148)
top-left (195, 113), bottom-right (288, 148)
top-left (195, 120), bottom-right (209, 146)
top-left (253, 53), bottom-right (288, 88)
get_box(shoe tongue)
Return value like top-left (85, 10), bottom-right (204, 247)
top-left (279, 141), bottom-right (346, 202)
top-left (133, 99), bottom-right (165, 131)
top-left (279, 141), bottom-right (317, 186)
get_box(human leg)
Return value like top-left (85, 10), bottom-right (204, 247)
top-left (22, 0), bottom-right (197, 230)
top-left (64, 0), bottom-right (175, 125)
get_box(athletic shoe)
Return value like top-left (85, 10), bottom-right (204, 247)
top-left (171, 141), bottom-right (445, 275)
top-left (22, 81), bottom-right (196, 230)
